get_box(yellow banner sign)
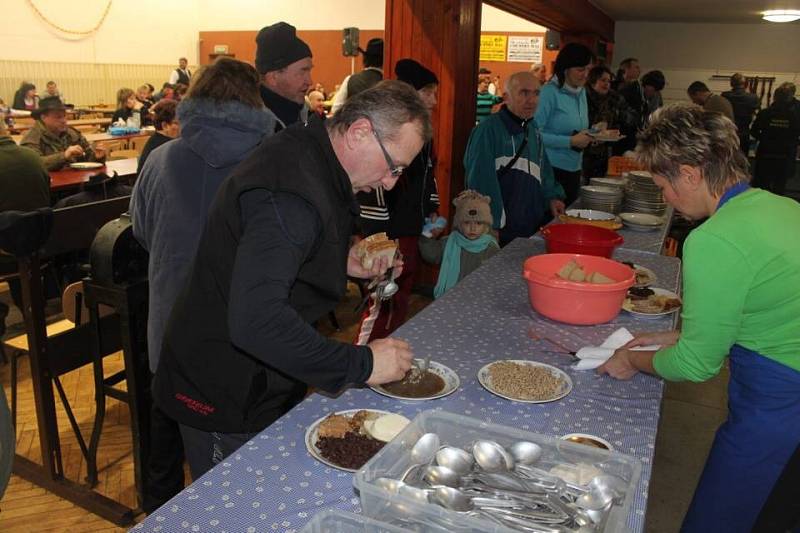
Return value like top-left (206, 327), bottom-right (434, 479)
top-left (479, 34), bottom-right (507, 62)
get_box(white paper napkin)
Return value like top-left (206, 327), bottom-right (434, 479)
top-left (573, 327), bottom-right (661, 370)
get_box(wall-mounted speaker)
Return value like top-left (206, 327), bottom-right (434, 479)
top-left (545, 30), bottom-right (561, 50)
top-left (342, 27), bottom-right (360, 57)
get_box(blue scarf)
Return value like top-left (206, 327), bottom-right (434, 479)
top-left (434, 231), bottom-right (497, 298)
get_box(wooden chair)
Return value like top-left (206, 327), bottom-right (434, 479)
top-left (128, 135), bottom-right (150, 154)
top-left (75, 124), bottom-right (101, 134)
top-left (95, 140), bottom-right (123, 154)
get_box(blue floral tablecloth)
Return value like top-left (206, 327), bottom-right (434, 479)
top-left (133, 238), bottom-right (681, 533)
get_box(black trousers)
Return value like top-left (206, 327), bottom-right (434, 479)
top-left (178, 423), bottom-right (257, 481)
top-left (143, 393), bottom-right (186, 513)
top-left (752, 442), bottom-right (800, 532)
top-left (752, 157), bottom-right (795, 196)
top-left (553, 167), bottom-right (582, 207)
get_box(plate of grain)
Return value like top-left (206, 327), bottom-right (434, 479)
top-left (478, 360), bottom-right (573, 403)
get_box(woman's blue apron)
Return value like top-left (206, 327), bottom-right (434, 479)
top-left (682, 183), bottom-right (800, 532)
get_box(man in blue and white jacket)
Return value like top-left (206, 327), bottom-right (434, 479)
top-left (464, 71), bottom-right (565, 246)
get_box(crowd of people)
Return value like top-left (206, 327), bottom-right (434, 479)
top-left (1, 20), bottom-right (799, 532)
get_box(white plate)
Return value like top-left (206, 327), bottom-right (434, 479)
top-left (622, 287), bottom-right (682, 319)
top-left (590, 133), bottom-right (625, 142)
top-left (560, 433), bottom-right (614, 451)
top-left (477, 360), bottom-right (573, 404)
top-left (620, 212), bottom-right (664, 226)
top-left (305, 409), bottom-right (393, 472)
top-left (69, 162), bottom-right (104, 169)
top-left (623, 263), bottom-right (657, 287)
top-left (370, 359), bottom-right (460, 401)
top-left (565, 209), bottom-right (616, 221)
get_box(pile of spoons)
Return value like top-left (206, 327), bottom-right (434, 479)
top-left (374, 433), bottom-right (628, 532)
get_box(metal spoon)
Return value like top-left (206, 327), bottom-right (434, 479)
top-left (400, 432), bottom-right (440, 481)
top-left (375, 477), bottom-right (406, 494)
top-left (510, 441), bottom-right (544, 466)
top-left (397, 483), bottom-right (432, 505)
top-left (423, 465), bottom-right (461, 488)
top-left (431, 486), bottom-right (474, 512)
top-left (435, 446), bottom-right (474, 475)
top-left (473, 440), bottom-right (515, 472)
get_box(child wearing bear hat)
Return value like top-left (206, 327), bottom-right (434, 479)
top-left (420, 190), bottom-right (499, 298)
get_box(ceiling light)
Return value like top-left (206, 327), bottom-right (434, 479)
top-left (762, 9), bottom-right (800, 22)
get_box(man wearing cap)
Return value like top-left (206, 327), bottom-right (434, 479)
top-left (330, 38), bottom-right (384, 114)
top-left (355, 59), bottom-right (441, 343)
top-left (21, 96), bottom-right (106, 171)
top-left (255, 22), bottom-right (313, 130)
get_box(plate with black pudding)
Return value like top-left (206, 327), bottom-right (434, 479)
top-left (305, 409), bottom-right (409, 472)
top-left (623, 287), bottom-right (682, 318)
top-left (370, 359), bottom-right (459, 401)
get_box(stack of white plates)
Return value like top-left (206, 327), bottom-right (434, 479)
top-left (589, 176), bottom-right (627, 191)
top-left (624, 171), bottom-right (667, 215)
top-left (619, 212), bottom-right (664, 232)
top-left (580, 185), bottom-right (624, 213)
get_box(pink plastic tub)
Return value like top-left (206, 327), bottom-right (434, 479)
top-left (522, 253), bottom-right (635, 325)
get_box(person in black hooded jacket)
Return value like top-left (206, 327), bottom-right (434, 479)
top-left (355, 59), bottom-right (441, 344)
top-left (751, 86), bottom-right (800, 196)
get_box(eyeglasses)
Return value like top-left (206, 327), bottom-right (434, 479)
top-left (371, 126), bottom-right (405, 177)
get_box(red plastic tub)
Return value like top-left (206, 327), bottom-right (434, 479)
top-left (541, 223), bottom-right (624, 258)
top-left (522, 253), bottom-right (635, 325)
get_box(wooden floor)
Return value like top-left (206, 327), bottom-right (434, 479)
top-left (0, 282), bottom-right (431, 531)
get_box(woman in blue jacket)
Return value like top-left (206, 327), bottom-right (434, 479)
top-left (534, 43), bottom-right (594, 205)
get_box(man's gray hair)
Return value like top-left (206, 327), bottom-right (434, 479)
top-left (505, 71), bottom-right (537, 96)
top-left (636, 103), bottom-right (750, 196)
top-left (328, 80), bottom-right (432, 143)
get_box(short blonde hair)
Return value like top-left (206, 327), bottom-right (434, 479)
top-left (636, 103), bottom-right (749, 196)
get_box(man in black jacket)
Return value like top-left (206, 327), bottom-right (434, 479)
top-left (722, 73), bottom-right (760, 153)
top-left (153, 81), bottom-right (431, 479)
top-left (751, 86), bottom-right (800, 196)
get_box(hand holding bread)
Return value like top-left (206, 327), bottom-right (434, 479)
top-left (347, 232), bottom-right (403, 279)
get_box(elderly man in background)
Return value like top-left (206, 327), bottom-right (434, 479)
top-left (306, 89), bottom-right (326, 119)
top-left (21, 96), bottom-right (106, 171)
top-left (722, 73), bottom-right (760, 153)
top-left (687, 81), bottom-right (735, 122)
top-left (614, 57), bottom-right (646, 154)
top-left (152, 81), bottom-right (427, 479)
top-left (255, 22), bottom-right (313, 130)
top-left (465, 71), bottom-right (565, 246)
top-left (44, 81), bottom-right (64, 103)
top-left (531, 63), bottom-right (547, 84)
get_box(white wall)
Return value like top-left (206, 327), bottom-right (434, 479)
top-left (481, 5), bottom-right (547, 32)
top-left (0, 0), bottom-right (546, 66)
top-left (196, 0), bottom-right (385, 31)
top-left (614, 21), bottom-right (800, 104)
top-left (1, 0), bottom-right (199, 65)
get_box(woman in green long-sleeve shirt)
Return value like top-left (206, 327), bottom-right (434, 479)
top-left (598, 104), bottom-right (800, 533)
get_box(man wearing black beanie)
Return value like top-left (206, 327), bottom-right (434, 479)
top-left (254, 21), bottom-right (313, 130)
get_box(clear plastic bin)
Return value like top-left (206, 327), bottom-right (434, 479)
top-left (353, 410), bottom-right (642, 532)
top-left (300, 508), bottom-right (410, 532)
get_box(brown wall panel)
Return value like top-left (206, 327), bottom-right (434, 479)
top-left (198, 29), bottom-right (385, 94)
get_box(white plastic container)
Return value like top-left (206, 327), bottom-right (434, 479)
top-left (354, 410), bottom-right (642, 533)
top-left (300, 509), bottom-right (410, 532)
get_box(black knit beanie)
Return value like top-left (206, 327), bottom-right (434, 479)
top-left (395, 59), bottom-right (438, 91)
top-left (255, 22), bottom-right (312, 74)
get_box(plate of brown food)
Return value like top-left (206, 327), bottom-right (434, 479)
top-left (621, 261), bottom-right (657, 288)
top-left (623, 287), bottom-right (682, 318)
top-left (305, 409), bottom-right (410, 472)
top-left (370, 359), bottom-right (459, 401)
top-left (477, 360), bottom-right (572, 403)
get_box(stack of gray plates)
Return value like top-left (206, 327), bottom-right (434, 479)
top-left (589, 176), bottom-right (627, 191)
top-left (580, 185), bottom-right (624, 213)
top-left (624, 171), bottom-right (667, 215)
